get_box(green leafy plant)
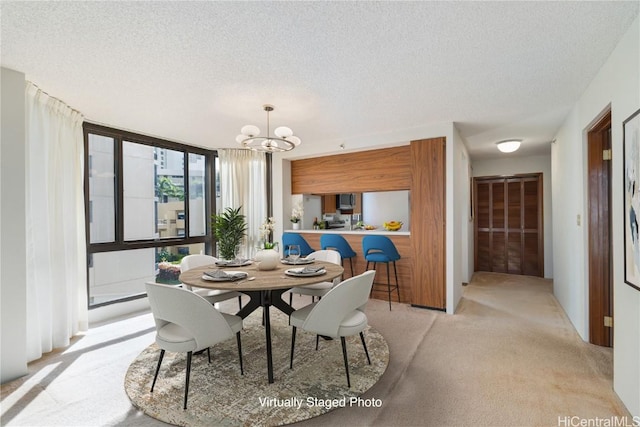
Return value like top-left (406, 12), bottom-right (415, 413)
top-left (212, 206), bottom-right (247, 260)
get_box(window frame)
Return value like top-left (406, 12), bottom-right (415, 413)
top-left (83, 122), bottom-right (217, 308)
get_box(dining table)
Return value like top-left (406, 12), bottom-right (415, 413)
top-left (179, 259), bottom-right (344, 383)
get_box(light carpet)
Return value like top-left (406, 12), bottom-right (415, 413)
top-left (124, 309), bottom-right (389, 427)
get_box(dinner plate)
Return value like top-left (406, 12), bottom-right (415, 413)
top-left (215, 259), bottom-right (253, 267)
top-left (285, 267), bottom-right (326, 277)
top-left (281, 257), bottom-right (314, 265)
top-left (202, 270), bottom-right (249, 282)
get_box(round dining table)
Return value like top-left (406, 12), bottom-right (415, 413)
top-left (179, 260), bottom-right (344, 383)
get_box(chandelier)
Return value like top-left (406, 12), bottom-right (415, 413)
top-left (236, 104), bottom-right (301, 152)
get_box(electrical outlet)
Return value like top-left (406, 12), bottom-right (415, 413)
top-left (577, 214), bottom-right (581, 226)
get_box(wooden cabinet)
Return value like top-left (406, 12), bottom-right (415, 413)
top-left (322, 195), bottom-right (336, 214)
top-left (474, 174), bottom-right (543, 277)
top-left (410, 138), bottom-right (446, 309)
top-left (290, 141), bottom-right (447, 310)
top-left (321, 193), bottom-right (362, 214)
top-left (291, 146), bottom-right (410, 194)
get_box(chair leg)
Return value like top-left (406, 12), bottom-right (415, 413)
top-left (238, 295), bottom-right (242, 310)
top-left (184, 351), bottom-right (192, 410)
top-left (289, 292), bottom-right (293, 306)
top-left (290, 326), bottom-right (297, 369)
top-left (207, 347), bottom-right (211, 363)
top-left (236, 331), bottom-right (244, 375)
top-left (150, 349), bottom-right (165, 392)
top-left (340, 337), bottom-right (351, 388)
top-left (360, 331), bottom-right (371, 365)
top-left (393, 261), bottom-right (401, 303)
top-left (316, 334), bottom-right (320, 351)
top-left (349, 257), bottom-right (354, 277)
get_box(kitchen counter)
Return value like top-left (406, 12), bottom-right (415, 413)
top-left (286, 228), bottom-right (410, 236)
top-left (285, 229), bottom-right (412, 304)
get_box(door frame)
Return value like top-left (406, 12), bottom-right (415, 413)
top-left (587, 110), bottom-right (613, 347)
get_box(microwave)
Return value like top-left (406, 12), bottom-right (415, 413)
top-left (337, 193), bottom-right (356, 210)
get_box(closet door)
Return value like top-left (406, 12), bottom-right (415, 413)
top-left (474, 174), bottom-right (543, 277)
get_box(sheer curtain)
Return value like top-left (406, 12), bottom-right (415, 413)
top-left (25, 82), bottom-right (87, 362)
top-left (218, 149), bottom-right (267, 258)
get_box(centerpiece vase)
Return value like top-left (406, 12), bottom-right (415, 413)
top-left (254, 248), bottom-right (279, 270)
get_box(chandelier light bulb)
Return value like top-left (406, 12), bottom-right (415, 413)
top-left (274, 126), bottom-right (293, 138)
top-left (288, 135), bottom-right (301, 146)
top-left (241, 125), bottom-right (260, 137)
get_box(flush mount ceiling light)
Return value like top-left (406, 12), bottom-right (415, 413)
top-left (496, 139), bottom-right (522, 153)
top-left (236, 104), bottom-right (301, 152)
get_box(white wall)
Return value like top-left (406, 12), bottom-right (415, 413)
top-left (1, 68), bottom-right (28, 383)
top-left (552, 16), bottom-right (639, 416)
top-left (362, 191), bottom-right (410, 230)
top-left (472, 154), bottom-right (553, 278)
top-left (452, 125), bottom-right (473, 313)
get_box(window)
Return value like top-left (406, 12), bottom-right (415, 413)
top-left (84, 123), bottom-right (216, 307)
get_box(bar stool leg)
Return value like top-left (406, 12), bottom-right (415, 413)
top-left (393, 261), bottom-right (401, 303)
top-left (349, 257), bottom-right (354, 277)
top-left (386, 262), bottom-right (392, 310)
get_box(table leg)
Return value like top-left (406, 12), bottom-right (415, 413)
top-left (234, 289), bottom-right (295, 384)
top-left (262, 294), bottom-right (274, 384)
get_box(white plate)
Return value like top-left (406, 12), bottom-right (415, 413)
top-left (281, 257), bottom-right (314, 265)
top-left (202, 271), bottom-right (248, 282)
top-left (285, 267), bottom-right (326, 277)
top-left (215, 259), bottom-right (253, 267)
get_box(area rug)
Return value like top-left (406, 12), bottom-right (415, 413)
top-left (125, 309), bottom-right (389, 426)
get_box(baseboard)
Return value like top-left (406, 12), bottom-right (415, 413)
top-left (411, 304), bottom-right (446, 312)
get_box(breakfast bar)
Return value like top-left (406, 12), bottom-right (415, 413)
top-left (285, 229), bottom-right (412, 304)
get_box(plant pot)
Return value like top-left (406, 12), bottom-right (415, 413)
top-left (255, 249), bottom-right (279, 270)
top-left (292, 222), bottom-right (300, 230)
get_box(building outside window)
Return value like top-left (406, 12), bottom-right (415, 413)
top-left (84, 123), bottom-right (216, 307)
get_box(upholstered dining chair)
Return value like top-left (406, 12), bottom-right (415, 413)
top-left (362, 235), bottom-right (401, 310)
top-left (286, 249), bottom-right (342, 306)
top-left (320, 234), bottom-right (357, 277)
top-left (145, 282), bottom-right (244, 410)
top-left (282, 233), bottom-right (315, 257)
top-left (289, 270), bottom-right (376, 388)
top-left (180, 254), bottom-right (243, 310)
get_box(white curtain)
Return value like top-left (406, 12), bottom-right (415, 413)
top-left (25, 82), bottom-right (88, 362)
top-left (218, 149), bottom-right (267, 257)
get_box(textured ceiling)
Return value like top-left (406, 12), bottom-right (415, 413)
top-left (2, 1), bottom-right (638, 159)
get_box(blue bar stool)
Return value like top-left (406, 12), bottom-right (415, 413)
top-left (282, 233), bottom-right (315, 257)
top-left (362, 235), bottom-right (401, 310)
top-left (321, 234), bottom-right (357, 277)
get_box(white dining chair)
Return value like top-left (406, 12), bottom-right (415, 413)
top-left (145, 282), bottom-right (243, 410)
top-left (289, 270), bottom-right (376, 387)
top-left (180, 254), bottom-right (243, 309)
top-left (286, 249), bottom-right (342, 306)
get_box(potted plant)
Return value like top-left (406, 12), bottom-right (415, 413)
top-left (290, 204), bottom-right (303, 230)
top-left (212, 206), bottom-right (247, 260)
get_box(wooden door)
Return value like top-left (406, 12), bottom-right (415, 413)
top-left (587, 111), bottom-right (613, 347)
top-left (474, 174), bottom-right (543, 277)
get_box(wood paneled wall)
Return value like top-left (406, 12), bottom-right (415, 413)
top-left (410, 138), bottom-right (446, 309)
top-left (290, 139), bottom-right (446, 310)
top-left (291, 146), bottom-right (411, 194)
top-left (297, 232), bottom-right (412, 303)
